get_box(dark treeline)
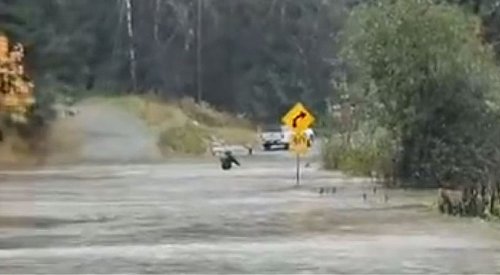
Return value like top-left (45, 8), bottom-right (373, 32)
top-left (1, 0), bottom-right (499, 122)
top-left (0, 0), bottom-right (364, 122)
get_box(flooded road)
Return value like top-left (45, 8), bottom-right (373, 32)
top-left (1, 153), bottom-right (500, 273)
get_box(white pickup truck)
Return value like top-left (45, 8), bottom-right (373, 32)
top-left (259, 125), bottom-right (314, 151)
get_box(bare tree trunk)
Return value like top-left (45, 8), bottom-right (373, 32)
top-left (490, 169), bottom-right (498, 215)
top-left (340, 103), bottom-right (352, 146)
top-left (154, 0), bottom-right (161, 42)
top-left (472, 0), bottom-right (481, 14)
top-left (196, 0), bottom-right (203, 103)
top-left (125, 0), bottom-right (137, 91)
top-left (497, 180), bottom-right (500, 205)
top-left (490, 188), bottom-right (496, 215)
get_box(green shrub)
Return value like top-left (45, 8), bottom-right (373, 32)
top-left (322, 127), bottom-right (395, 178)
top-left (322, 135), bottom-right (344, 170)
top-left (158, 123), bottom-right (211, 155)
top-left (342, 0), bottom-right (500, 188)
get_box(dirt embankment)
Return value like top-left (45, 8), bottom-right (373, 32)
top-left (46, 100), bottom-right (162, 164)
top-left (39, 96), bottom-right (256, 164)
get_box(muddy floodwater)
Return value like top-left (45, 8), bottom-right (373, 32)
top-left (1, 153), bottom-right (500, 273)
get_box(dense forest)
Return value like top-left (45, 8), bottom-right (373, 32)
top-left (322, 0), bottom-right (500, 217)
top-left (0, 0), bottom-right (359, 122)
top-left (1, 0), bottom-right (499, 122)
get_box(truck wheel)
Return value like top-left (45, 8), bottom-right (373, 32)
top-left (263, 144), bottom-right (271, 151)
top-left (283, 143), bottom-right (290, 150)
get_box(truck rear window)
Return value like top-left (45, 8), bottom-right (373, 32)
top-left (262, 126), bottom-right (281, 132)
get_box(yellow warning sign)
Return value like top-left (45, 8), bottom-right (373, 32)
top-left (281, 102), bottom-right (315, 133)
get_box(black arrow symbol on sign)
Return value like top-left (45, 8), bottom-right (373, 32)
top-left (292, 112), bottom-right (307, 128)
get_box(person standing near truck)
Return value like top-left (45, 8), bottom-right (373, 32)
top-left (305, 128), bottom-right (315, 147)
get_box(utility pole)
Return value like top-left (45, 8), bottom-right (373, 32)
top-left (125, 0), bottom-right (137, 91)
top-left (154, 0), bottom-right (161, 43)
top-left (196, 0), bottom-right (203, 103)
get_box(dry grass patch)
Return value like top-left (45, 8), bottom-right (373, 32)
top-left (45, 118), bottom-right (84, 163)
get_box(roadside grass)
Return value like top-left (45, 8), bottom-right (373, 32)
top-left (1, 93), bottom-right (254, 165)
top-left (322, 128), bottom-right (394, 179)
top-left (158, 123), bottom-right (211, 155)
top-left (178, 97), bottom-right (252, 128)
top-left (322, 136), bottom-right (380, 176)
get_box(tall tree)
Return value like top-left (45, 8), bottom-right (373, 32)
top-left (1, 0), bottom-right (350, 121)
top-left (343, 0), bottom-right (500, 187)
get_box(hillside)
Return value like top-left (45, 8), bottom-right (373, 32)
top-left (44, 96), bottom-right (257, 164)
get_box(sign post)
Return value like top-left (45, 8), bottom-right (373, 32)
top-left (296, 153), bottom-right (300, 186)
top-left (281, 102), bottom-right (315, 186)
